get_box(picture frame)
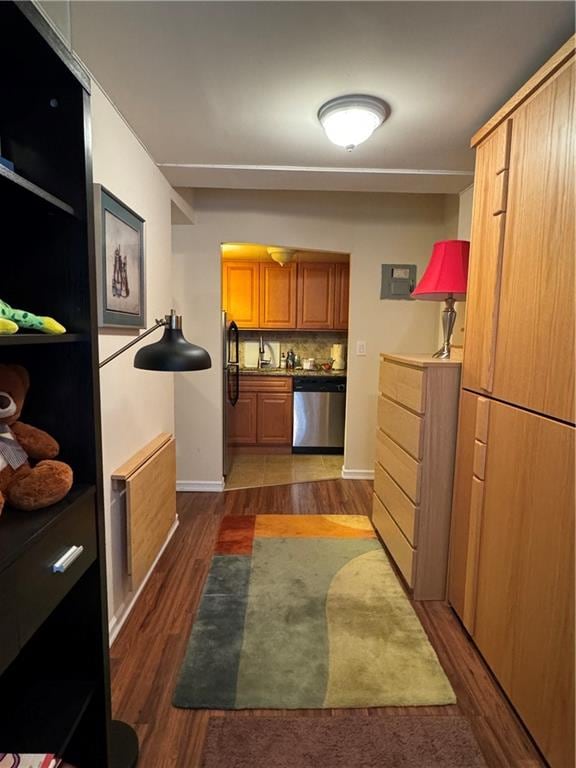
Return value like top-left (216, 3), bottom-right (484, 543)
top-left (94, 184), bottom-right (146, 328)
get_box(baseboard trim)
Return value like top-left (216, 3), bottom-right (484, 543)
top-left (108, 515), bottom-right (179, 646)
top-left (176, 479), bottom-right (225, 492)
top-left (341, 468), bottom-right (375, 480)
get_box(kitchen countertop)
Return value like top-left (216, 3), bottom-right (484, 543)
top-left (240, 368), bottom-right (347, 377)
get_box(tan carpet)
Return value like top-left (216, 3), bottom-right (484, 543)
top-left (201, 716), bottom-right (487, 767)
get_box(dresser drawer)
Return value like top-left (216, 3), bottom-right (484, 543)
top-left (16, 494), bottom-right (97, 645)
top-left (372, 494), bottom-right (415, 588)
top-left (375, 428), bottom-right (421, 504)
top-left (378, 396), bottom-right (424, 459)
top-left (374, 462), bottom-right (418, 546)
top-left (379, 361), bottom-right (425, 414)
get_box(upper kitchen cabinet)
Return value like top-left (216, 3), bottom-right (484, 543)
top-left (491, 60), bottom-right (574, 422)
top-left (297, 262), bottom-right (336, 330)
top-left (333, 263), bottom-right (350, 330)
top-left (259, 262), bottom-right (297, 329)
top-left (223, 258), bottom-right (349, 330)
top-left (462, 55), bottom-right (574, 422)
top-left (222, 261), bottom-right (260, 328)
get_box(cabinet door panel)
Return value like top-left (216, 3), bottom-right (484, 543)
top-left (474, 401), bottom-right (574, 768)
top-left (447, 389), bottom-right (478, 620)
top-left (257, 393), bottom-right (293, 445)
top-left (297, 263), bottom-right (335, 329)
top-left (333, 263), bottom-right (350, 329)
top-left (259, 263), bottom-right (297, 329)
top-left (462, 120), bottom-right (511, 394)
top-left (492, 61), bottom-right (575, 423)
top-left (227, 393), bottom-right (257, 445)
top-left (222, 262), bottom-right (260, 328)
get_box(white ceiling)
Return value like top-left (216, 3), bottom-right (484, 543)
top-left (70, 1), bottom-right (574, 194)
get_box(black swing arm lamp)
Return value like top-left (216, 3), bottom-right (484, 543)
top-left (99, 309), bottom-right (212, 371)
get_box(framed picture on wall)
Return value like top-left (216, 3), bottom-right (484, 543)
top-left (94, 185), bottom-right (146, 328)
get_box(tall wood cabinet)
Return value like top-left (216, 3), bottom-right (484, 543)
top-left (0, 3), bottom-right (132, 766)
top-left (448, 38), bottom-right (575, 768)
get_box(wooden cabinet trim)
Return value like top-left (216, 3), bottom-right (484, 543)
top-left (475, 397), bottom-right (491, 443)
top-left (472, 440), bottom-right (487, 480)
top-left (462, 475), bottom-right (485, 634)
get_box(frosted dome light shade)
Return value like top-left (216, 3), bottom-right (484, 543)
top-left (318, 95), bottom-right (389, 150)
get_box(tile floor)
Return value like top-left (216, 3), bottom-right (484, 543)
top-left (225, 453), bottom-right (343, 490)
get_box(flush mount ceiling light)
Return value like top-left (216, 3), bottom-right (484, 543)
top-left (267, 247), bottom-right (295, 267)
top-left (318, 95), bottom-right (390, 151)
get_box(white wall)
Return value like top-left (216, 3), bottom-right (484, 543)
top-left (173, 189), bottom-right (456, 484)
top-left (91, 83), bottom-right (175, 628)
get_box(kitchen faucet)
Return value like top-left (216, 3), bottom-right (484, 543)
top-left (258, 335), bottom-right (266, 368)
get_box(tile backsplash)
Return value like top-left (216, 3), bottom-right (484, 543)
top-left (239, 330), bottom-right (348, 369)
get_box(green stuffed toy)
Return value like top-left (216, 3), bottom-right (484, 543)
top-left (0, 299), bottom-right (65, 335)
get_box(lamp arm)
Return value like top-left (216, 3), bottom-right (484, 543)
top-left (99, 318), bottom-right (167, 369)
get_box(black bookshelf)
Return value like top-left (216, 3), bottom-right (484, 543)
top-left (0, 3), bottom-right (136, 766)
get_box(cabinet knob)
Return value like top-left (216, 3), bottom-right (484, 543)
top-left (52, 545), bottom-right (84, 573)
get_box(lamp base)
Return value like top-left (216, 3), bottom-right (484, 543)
top-left (432, 343), bottom-right (452, 359)
top-left (434, 296), bottom-right (457, 360)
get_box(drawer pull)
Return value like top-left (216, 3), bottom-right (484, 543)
top-left (52, 545), bottom-right (84, 574)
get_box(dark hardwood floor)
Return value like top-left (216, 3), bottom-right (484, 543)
top-left (110, 480), bottom-right (545, 768)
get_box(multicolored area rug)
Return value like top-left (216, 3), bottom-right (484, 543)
top-left (173, 515), bottom-right (455, 709)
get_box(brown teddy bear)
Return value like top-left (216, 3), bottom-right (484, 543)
top-left (0, 364), bottom-right (73, 513)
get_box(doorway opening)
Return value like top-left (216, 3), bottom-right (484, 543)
top-left (221, 242), bottom-right (350, 490)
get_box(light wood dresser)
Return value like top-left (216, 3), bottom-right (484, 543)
top-left (372, 353), bottom-right (461, 599)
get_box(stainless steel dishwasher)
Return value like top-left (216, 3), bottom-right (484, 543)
top-left (292, 376), bottom-right (346, 453)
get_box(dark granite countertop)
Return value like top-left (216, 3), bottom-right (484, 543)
top-left (239, 368), bottom-right (347, 377)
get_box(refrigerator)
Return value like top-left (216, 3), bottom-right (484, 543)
top-left (222, 311), bottom-right (239, 477)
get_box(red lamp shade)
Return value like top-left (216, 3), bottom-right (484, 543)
top-left (412, 240), bottom-right (470, 301)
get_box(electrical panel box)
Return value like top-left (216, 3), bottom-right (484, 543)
top-left (380, 264), bottom-right (417, 299)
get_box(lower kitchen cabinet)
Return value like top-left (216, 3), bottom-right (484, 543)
top-left (227, 392), bottom-right (258, 445)
top-left (257, 393), bottom-right (293, 444)
top-left (449, 395), bottom-right (575, 768)
top-left (229, 376), bottom-right (293, 447)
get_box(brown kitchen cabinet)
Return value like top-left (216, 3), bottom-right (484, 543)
top-left (297, 262), bottom-right (336, 330)
top-left (222, 261), bottom-right (260, 328)
top-left (223, 259), bottom-right (349, 330)
top-left (333, 263), bottom-right (350, 330)
top-left (259, 262), bottom-right (297, 329)
top-left (229, 376), bottom-right (293, 447)
top-left (227, 392), bottom-right (257, 444)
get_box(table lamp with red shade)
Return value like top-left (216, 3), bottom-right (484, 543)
top-left (411, 240), bottom-right (470, 359)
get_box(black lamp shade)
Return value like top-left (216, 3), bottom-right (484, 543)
top-left (134, 327), bottom-right (212, 371)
